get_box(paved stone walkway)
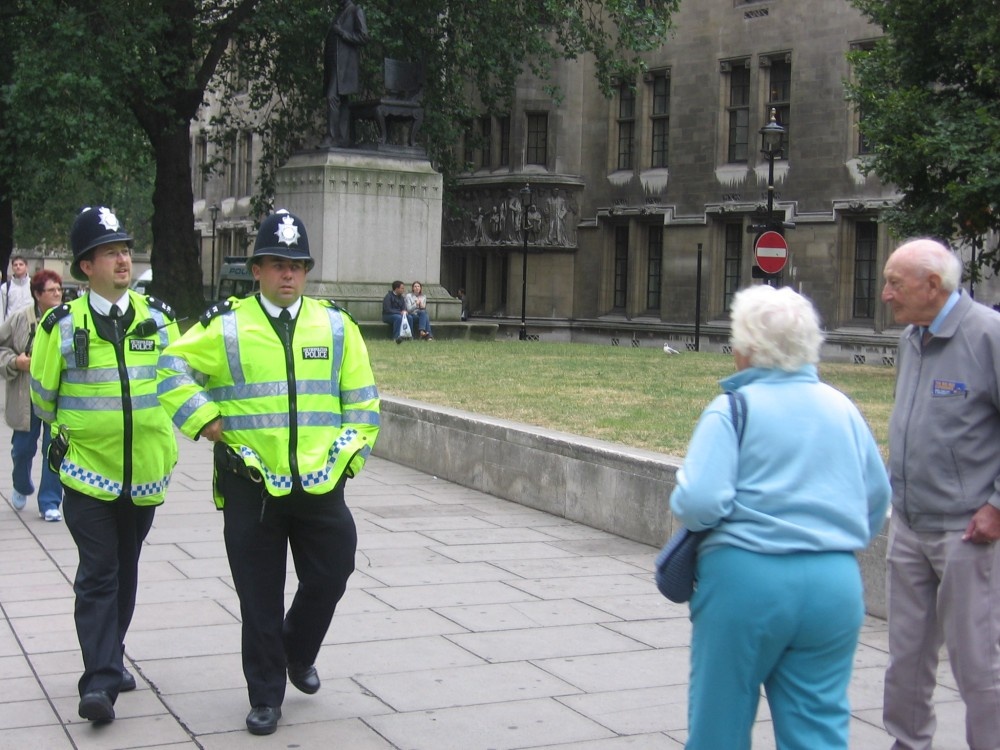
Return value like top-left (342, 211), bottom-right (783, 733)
top-left (0, 394), bottom-right (965, 748)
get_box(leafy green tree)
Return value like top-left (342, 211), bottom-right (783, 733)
top-left (847, 0), bottom-right (1000, 277)
top-left (4, 0), bottom-right (678, 316)
top-left (0, 3), bottom-right (155, 274)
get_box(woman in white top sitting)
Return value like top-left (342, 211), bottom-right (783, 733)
top-left (404, 281), bottom-right (433, 340)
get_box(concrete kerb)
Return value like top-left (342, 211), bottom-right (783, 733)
top-left (374, 395), bottom-right (889, 618)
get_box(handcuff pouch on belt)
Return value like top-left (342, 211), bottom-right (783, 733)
top-left (213, 441), bottom-right (263, 483)
top-left (48, 424), bottom-right (70, 473)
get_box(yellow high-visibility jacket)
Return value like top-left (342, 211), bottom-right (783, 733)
top-left (30, 292), bottom-right (179, 505)
top-left (156, 295), bottom-right (380, 506)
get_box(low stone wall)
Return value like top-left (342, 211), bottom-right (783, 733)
top-left (374, 396), bottom-right (889, 618)
top-left (359, 321), bottom-right (499, 342)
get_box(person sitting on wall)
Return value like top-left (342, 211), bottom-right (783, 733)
top-left (404, 281), bottom-right (433, 340)
top-left (382, 280), bottom-right (411, 343)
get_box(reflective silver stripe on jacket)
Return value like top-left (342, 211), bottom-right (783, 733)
top-left (62, 365), bottom-right (157, 384)
top-left (31, 377), bottom-right (58, 404)
top-left (222, 314), bottom-right (244, 383)
top-left (157, 354), bottom-right (211, 428)
top-left (222, 411), bottom-right (344, 431)
top-left (57, 393), bottom-right (162, 411)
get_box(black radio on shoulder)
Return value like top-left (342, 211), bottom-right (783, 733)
top-left (73, 327), bottom-right (89, 368)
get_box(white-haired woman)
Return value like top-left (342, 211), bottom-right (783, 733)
top-left (670, 284), bottom-right (890, 750)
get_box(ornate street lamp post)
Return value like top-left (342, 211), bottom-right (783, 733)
top-left (519, 183), bottom-right (532, 341)
top-left (209, 203), bottom-right (220, 294)
top-left (759, 108), bottom-right (786, 232)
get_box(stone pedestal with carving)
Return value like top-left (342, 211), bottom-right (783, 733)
top-left (274, 149), bottom-right (460, 324)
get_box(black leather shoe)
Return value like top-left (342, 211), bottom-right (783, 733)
top-left (287, 662), bottom-right (320, 694)
top-left (246, 705), bottom-right (281, 735)
top-left (121, 668), bottom-right (136, 692)
top-left (79, 690), bottom-right (115, 722)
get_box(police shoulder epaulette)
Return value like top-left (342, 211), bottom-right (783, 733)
top-left (322, 298), bottom-right (357, 324)
top-left (199, 298), bottom-right (237, 327)
top-left (41, 304), bottom-right (72, 333)
top-left (144, 295), bottom-right (176, 320)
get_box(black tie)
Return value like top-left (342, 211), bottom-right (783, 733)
top-left (277, 308), bottom-right (292, 344)
top-left (108, 304), bottom-right (121, 336)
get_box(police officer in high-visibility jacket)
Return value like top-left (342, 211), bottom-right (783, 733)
top-left (30, 206), bottom-right (179, 724)
top-left (156, 209), bottom-right (380, 736)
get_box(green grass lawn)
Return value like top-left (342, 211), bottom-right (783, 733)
top-left (367, 339), bottom-right (896, 459)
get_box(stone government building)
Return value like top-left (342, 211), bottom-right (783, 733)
top-left (441, 0), bottom-right (903, 361)
top-left (182, 0), bottom-right (996, 362)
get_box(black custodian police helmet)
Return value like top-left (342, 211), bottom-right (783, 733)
top-left (69, 206), bottom-right (134, 281)
top-left (248, 209), bottom-right (314, 271)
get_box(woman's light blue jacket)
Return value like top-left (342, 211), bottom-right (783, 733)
top-left (669, 364), bottom-right (890, 556)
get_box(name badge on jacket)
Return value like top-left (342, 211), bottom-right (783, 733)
top-left (932, 379), bottom-right (967, 397)
top-left (129, 339), bottom-right (156, 352)
top-left (302, 346), bottom-right (330, 360)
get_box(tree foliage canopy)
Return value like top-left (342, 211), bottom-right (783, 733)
top-left (848, 0), bottom-right (1000, 274)
top-left (2, 0), bottom-right (678, 315)
top-left (0, 3), bottom-right (154, 252)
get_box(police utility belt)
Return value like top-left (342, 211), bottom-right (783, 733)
top-left (213, 441), bottom-right (263, 483)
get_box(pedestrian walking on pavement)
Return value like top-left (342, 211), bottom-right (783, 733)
top-left (157, 208), bottom-right (380, 736)
top-left (880, 238), bottom-right (1000, 750)
top-left (0, 269), bottom-right (66, 520)
top-left (1, 254), bottom-right (33, 323)
top-left (30, 206), bottom-right (179, 724)
top-left (670, 285), bottom-right (890, 750)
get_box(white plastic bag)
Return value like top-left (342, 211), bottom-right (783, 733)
top-left (399, 314), bottom-right (413, 339)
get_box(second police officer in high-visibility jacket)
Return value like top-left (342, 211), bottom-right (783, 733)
top-left (30, 206), bottom-right (179, 724)
top-left (156, 209), bottom-right (380, 736)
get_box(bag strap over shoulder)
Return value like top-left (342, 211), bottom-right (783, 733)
top-left (726, 390), bottom-right (748, 444)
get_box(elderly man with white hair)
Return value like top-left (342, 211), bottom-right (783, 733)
top-left (669, 283), bottom-right (890, 750)
top-left (881, 238), bottom-right (1000, 750)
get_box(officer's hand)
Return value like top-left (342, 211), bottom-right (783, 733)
top-left (200, 418), bottom-right (223, 443)
top-left (963, 503), bottom-right (1000, 544)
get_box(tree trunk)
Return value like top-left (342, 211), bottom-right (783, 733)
top-left (148, 125), bottom-right (204, 319)
top-left (0, 187), bottom-right (12, 284)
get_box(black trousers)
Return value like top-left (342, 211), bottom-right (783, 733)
top-left (221, 472), bottom-right (356, 708)
top-left (62, 487), bottom-right (155, 700)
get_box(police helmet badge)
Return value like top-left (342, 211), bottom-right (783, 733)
top-left (275, 214), bottom-right (302, 247)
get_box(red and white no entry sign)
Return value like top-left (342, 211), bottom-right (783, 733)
top-left (754, 231), bottom-right (788, 274)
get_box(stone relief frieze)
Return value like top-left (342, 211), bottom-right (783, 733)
top-left (443, 186), bottom-right (579, 248)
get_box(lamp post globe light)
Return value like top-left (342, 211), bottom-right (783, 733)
top-left (519, 183), bottom-right (532, 341)
top-left (759, 108), bottom-right (786, 232)
top-left (209, 203), bottom-right (220, 294)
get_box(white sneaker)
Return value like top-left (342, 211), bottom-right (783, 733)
top-left (11, 491), bottom-right (27, 511)
top-left (43, 508), bottom-right (62, 522)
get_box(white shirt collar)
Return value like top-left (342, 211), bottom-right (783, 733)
top-left (258, 295), bottom-right (302, 319)
top-left (88, 290), bottom-right (130, 317)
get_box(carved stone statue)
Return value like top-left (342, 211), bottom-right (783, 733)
top-left (526, 204), bottom-right (543, 243)
top-left (322, 0), bottom-right (369, 148)
top-left (505, 191), bottom-right (523, 244)
top-left (545, 189), bottom-right (569, 245)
